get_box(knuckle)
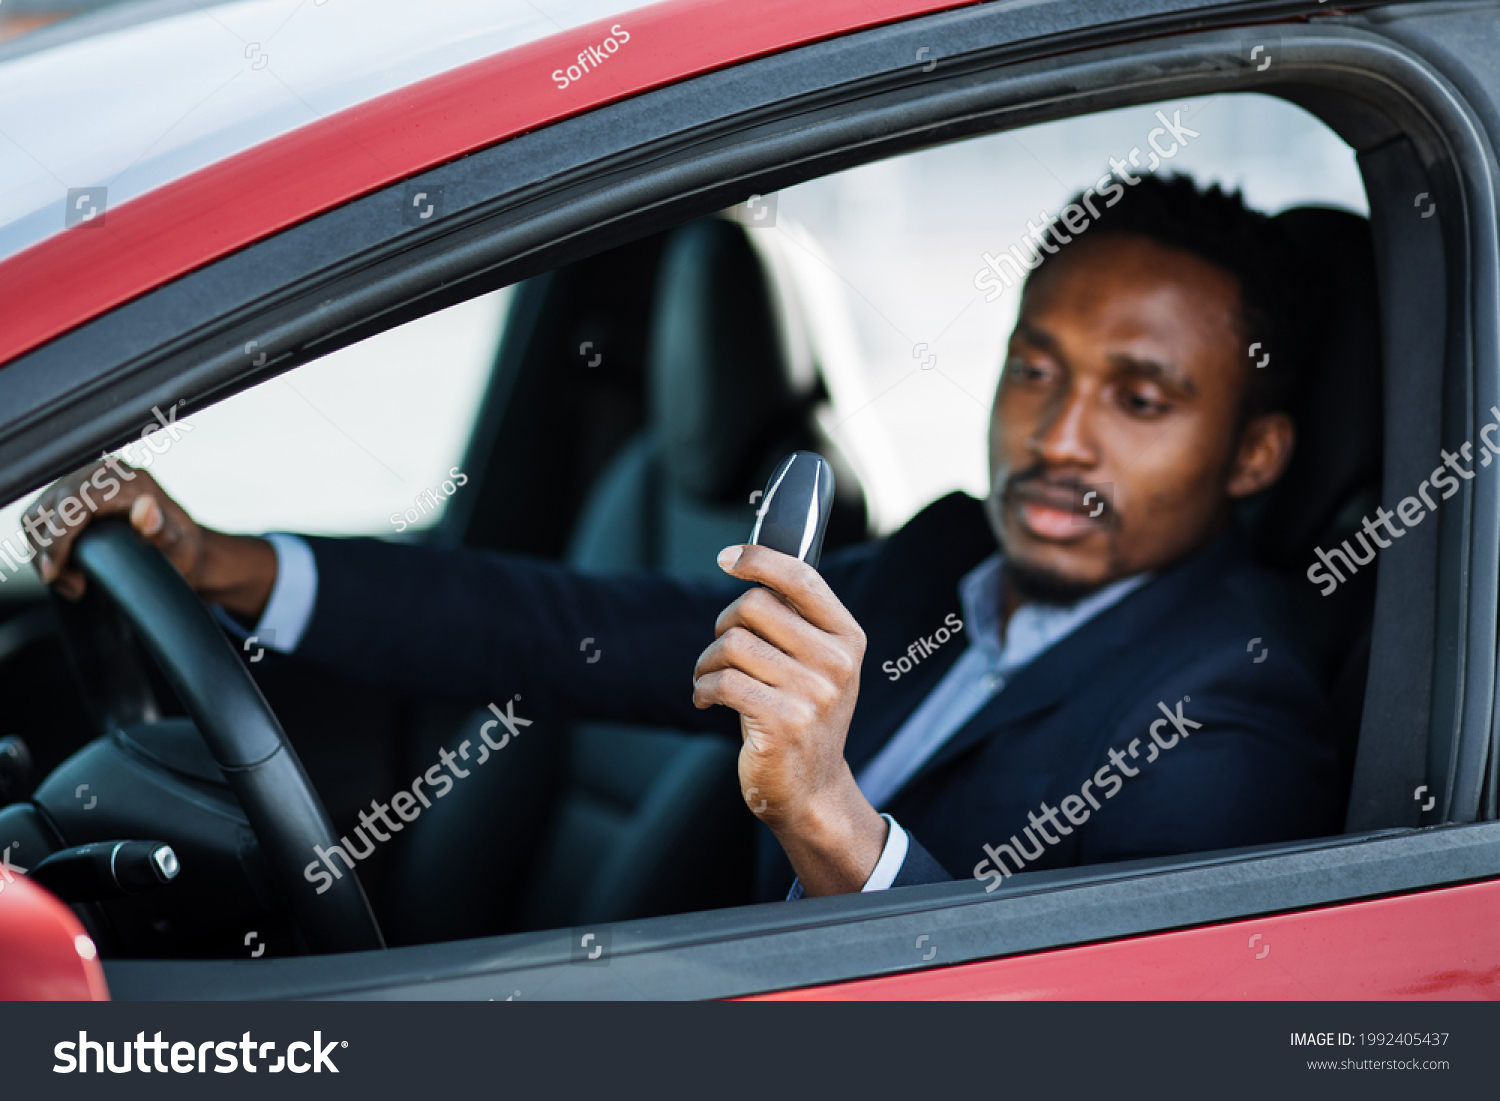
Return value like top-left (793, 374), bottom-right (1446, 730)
top-left (809, 678), bottom-right (840, 711)
top-left (722, 625), bottom-right (755, 656)
top-left (791, 562), bottom-right (820, 594)
top-left (742, 586), bottom-right (777, 616)
top-left (733, 669), bottom-right (761, 699)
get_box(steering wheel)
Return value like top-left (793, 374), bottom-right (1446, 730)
top-left (68, 520), bottom-right (384, 954)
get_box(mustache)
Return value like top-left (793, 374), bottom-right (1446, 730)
top-left (997, 463), bottom-right (1116, 523)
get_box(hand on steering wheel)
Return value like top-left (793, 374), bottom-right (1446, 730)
top-left (30, 460), bottom-right (383, 954)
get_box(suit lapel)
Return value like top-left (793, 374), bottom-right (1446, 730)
top-left (838, 493), bottom-right (996, 776)
top-left (846, 632), bottom-right (966, 776)
top-left (885, 526), bottom-right (1245, 802)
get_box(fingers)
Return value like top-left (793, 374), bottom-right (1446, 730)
top-left (693, 666), bottom-right (812, 731)
top-left (696, 547), bottom-right (865, 724)
top-left (713, 547), bottom-right (865, 678)
top-left (716, 545), bottom-right (858, 638)
top-left (132, 492), bottom-right (199, 580)
top-left (696, 624), bottom-right (790, 681)
top-left (26, 459), bottom-right (193, 597)
top-left (715, 592), bottom-right (860, 696)
top-left (27, 461), bottom-right (127, 593)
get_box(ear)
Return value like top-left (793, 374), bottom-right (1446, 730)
top-left (1226, 412), bottom-right (1295, 499)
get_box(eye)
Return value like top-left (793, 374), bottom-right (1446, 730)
top-left (1118, 386), bottom-right (1170, 417)
top-left (1004, 355), bottom-right (1051, 384)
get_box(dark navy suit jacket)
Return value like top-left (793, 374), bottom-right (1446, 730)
top-left (293, 493), bottom-right (1341, 900)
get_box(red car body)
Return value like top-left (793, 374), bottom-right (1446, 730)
top-left (2, 0), bottom-right (1498, 1001)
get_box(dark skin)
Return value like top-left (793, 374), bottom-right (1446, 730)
top-left (28, 232), bottom-right (1293, 898)
top-left (989, 232), bottom-right (1293, 611)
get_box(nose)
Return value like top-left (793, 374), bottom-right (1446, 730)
top-left (1030, 383), bottom-right (1098, 469)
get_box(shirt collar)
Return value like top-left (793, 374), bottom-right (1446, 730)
top-left (959, 552), bottom-right (1152, 672)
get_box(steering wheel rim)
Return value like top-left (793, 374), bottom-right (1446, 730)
top-left (71, 520), bottom-right (384, 954)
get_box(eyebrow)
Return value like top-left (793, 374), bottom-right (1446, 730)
top-left (1013, 321), bottom-right (1198, 397)
top-left (1013, 320), bottom-right (1056, 353)
top-left (1107, 353), bottom-right (1197, 397)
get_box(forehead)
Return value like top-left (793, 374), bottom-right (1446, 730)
top-left (1018, 233), bottom-right (1244, 367)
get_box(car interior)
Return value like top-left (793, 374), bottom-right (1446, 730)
top-left (0, 28), bottom-right (1481, 976)
top-left (0, 202), bottom-right (1384, 957)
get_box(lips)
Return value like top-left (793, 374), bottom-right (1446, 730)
top-left (1007, 482), bottom-right (1108, 542)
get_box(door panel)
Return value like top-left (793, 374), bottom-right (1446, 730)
top-left (753, 878), bottom-right (1500, 999)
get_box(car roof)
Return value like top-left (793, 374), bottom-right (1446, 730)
top-left (0, 0), bottom-right (981, 368)
top-left (0, 0), bottom-right (636, 265)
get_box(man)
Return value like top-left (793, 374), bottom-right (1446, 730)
top-left (29, 175), bottom-right (1340, 902)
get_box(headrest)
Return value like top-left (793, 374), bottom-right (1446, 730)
top-left (1251, 207), bottom-right (1383, 570)
top-left (646, 218), bottom-right (802, 504)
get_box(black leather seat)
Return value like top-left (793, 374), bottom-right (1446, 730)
top-left (1244, 206), bottom-right (1383, 808)
top-left (383, 217), bottom-right (867, 942)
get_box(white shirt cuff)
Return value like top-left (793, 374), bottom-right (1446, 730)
top-left (783, 814), bottom-right (909, 900)
top-left (251, 533), bottom-right (319, 653)
top-left (861, 814), bottom-right (909, 892)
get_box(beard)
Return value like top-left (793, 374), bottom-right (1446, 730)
top-left (1000, 558), bottom-right (1109, 607)
top-left (984, 465), bottom-right (1114, 608)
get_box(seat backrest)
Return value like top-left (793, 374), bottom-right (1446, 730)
top-left (516, 216), bottom-right (873, 927)
top-left (1251, 207), bottom-right (1383, 581)
top-left (1242, 206), bottom-right (1383, 800)
top-left (382, 217), bottom-right (860, 940)
top-left (568, 216), bottom-right (867, 576)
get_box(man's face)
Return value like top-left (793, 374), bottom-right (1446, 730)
top-left (987, 231), bottom-right (1289, 598)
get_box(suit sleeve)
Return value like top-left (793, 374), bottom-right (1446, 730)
top-left (888, 832), bottom-right (954, 888)
top-left (292, 535), bottom-right (752, 733)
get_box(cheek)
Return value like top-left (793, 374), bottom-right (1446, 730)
top-left (992, 389), bottom-right (1042, 455)
top-left (1113, 428), bottom-right (1228, 528)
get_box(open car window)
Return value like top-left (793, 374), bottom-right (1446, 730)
top-left (0, 87), bottom-right (1375, 952)
top-left (1, 0), bottom-right (1496, 1013)
top-left (0, 290), bottom-right (511, 547)
top-left (771, 91), bottom-right (1367, 529)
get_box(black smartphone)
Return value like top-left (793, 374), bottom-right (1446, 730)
top-left (749, 451), bottom-right (836, 571)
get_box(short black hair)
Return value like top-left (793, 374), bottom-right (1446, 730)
top-left (1024, 174), bottom-right (1308, 423)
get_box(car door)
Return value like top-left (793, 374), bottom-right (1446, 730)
top-left (2, 0), bottom-right (1498, 999)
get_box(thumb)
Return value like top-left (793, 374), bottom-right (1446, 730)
top-left (130, 494), bottom-right (165, 538)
